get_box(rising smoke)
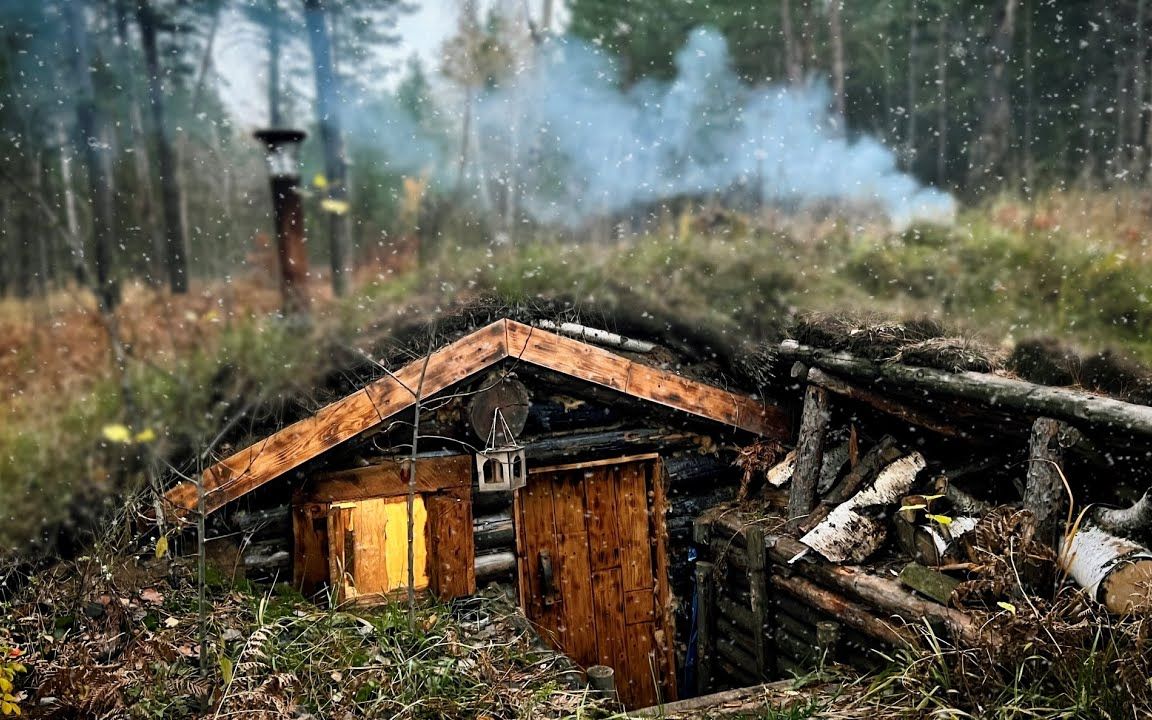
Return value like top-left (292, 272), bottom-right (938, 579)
top-left (379, 26), bottom-right (956, 229)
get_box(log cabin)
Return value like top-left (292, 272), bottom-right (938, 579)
top-left (160, 315), bottom-right (791, 709)
top-left (158, 310), bottom-right (1152, 711)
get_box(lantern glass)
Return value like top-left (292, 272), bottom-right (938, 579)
top-left (254, 128), bottom-right (306, 180)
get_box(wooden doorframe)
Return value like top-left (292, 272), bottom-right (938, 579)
top-left (513, 453), bottom-right (677, 703)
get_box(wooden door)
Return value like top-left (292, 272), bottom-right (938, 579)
top-left (516, 457), bottom-right (676, 709)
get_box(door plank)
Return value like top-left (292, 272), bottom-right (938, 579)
top-left (585, 466), bottom-right (622, 571)
top-left (549, 472), bottom-right (598, 666)
top-left (591, 566), bottom-right (628, 676)
top-left (623, 620), bottom-right (662, 708)
top-left (518, 477), bottom-right (563, 647)
top-left (617, 463), bottom-right (654, 592)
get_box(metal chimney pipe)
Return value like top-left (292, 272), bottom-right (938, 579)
top-left (254, 128), bottom-right (310, 315)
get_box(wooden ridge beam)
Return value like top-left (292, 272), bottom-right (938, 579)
top-left (506, 320), bottom-right (787, 438)
top-left (163, 320), bottom-right (509, 521)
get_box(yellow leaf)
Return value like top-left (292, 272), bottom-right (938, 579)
top-left (320, 198), bottom-right (350, 215)
top-left (101, 424), bottom-right (132, 443)
top-left (0, 678), bottom-right (10, 693)
top-left (312, 173), bottom-right (329, 189)
top-left (155, 535), bottom-right (169, 560)
top-left (926, 514), bottom-right (953, 526)
top-left (219, 655), bottom-right (234, 685)
top-left (900, 504), bottom-right (927, 512)
top-left (997, 601), bottom-right (1017, 615)
top-left (134, 428), bottom-right (156, 443)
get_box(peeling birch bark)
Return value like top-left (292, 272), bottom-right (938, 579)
top-left (1060, 524), bottom-right (1152, 614)
top-left (801, 452), bottom-right (927, 563)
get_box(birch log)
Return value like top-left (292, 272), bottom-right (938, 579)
top-left (1060, 524), bottom-right (1152, 614)
top-left (801, 453), bottom-right (926, 563)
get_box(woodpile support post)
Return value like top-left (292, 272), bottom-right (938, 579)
top-left (694, 559), bottom-right (716, 695)
top-left (1024, 416), bottom-right (1068, 548)
top-left (788, 385), bottom-right (830, 525)
top-left (745, 525), bottom-right (770, 678)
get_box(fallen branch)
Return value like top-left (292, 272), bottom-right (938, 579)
top-left (780, 340), bottom-right (1152, 438)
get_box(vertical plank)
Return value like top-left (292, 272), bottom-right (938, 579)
top-left (518, 475), bottom-right (563, 646)
top-left (623, 620), bottom-right (661, 708)
top-left (426, 486), bottom-right (476, 599)
top-left (591, 567), bottom-right (629, 700)
top-left (585, 466), bottom-right (622, 571)
top-left (327, 505), bottom-right (351, 605)
top-left (617, 463), bottom-right (654, 593)
top-left (550, 471), bottom-right (599, 666)
top-left (650, 462), bottom-right (678, 702)
top-left (694, 560), bottom-right (715, 696)
top-left (746, 525), bottom-right (769, 679)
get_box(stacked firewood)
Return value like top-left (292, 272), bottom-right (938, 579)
top-left (762, 365), bottom-right (1152, 619)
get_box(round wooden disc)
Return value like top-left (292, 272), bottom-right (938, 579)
top-left (468, 375), bottom-right (530, 444)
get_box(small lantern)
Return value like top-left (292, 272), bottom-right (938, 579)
top-left (254, 128), bottom-right (307, 180)
top-left (475, 407), bottom-right (527, 492)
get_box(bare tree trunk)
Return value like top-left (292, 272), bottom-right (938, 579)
top-left (68, 0), bottom-right (118, 312)
top-left (936, 7), bottom-right (949, 185)
top-left (1132, 0), bottom-right (1148, 178)
top-left (303, 0), bottom-right (352, 297)
top-left (828, 0), bottom-right (846, 120)
top-left (968, 0), bottom-right (1020, 190)
top-left (905, 0), bottom-right (919, 167)
top-left (1023, 0), bottom-right (1035, 194)
top-left (114, 1), bottom-right (163, 287)
top-left (781, 0), bottom-right (801, 85)
top-left (456, 86), bottom-right (473, 198)
top-left (137, 0), bottom-right (189, 293)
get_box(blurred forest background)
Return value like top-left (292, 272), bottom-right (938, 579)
top-left (3, 0), bottom-right (1152, 552)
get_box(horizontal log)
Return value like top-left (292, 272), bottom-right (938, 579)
top-left (773, 607), bottom-right (818, 643)
top-left (765, 533), bottom-right (988, 646)
top-left (780, 340), bottom-right (1152, 439)
top-left (802, 366), bottom-right (967, 438)
top-left (473, 513), bottom-right (514, 551)
top-left (716, 615), bottom-right (759, 657)
top-left (1060, 524), bottom-right (1152, 614)
top-left (475, 551), bottom-right (516, 582)
top-left (715, 637), bottom-right (759, 679)
top-left (716, 596), bottom-right (758, 631)
top-left (774, 625), bottom-right (820, 664)
top-left (231, 505), bottom-right (290, 533)
top-left (630, 679), bottom-right (796, 718)
top-left (524, 428), bottom-right (701, 464)
top-left (770, 574), bottom-right (914, 647)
